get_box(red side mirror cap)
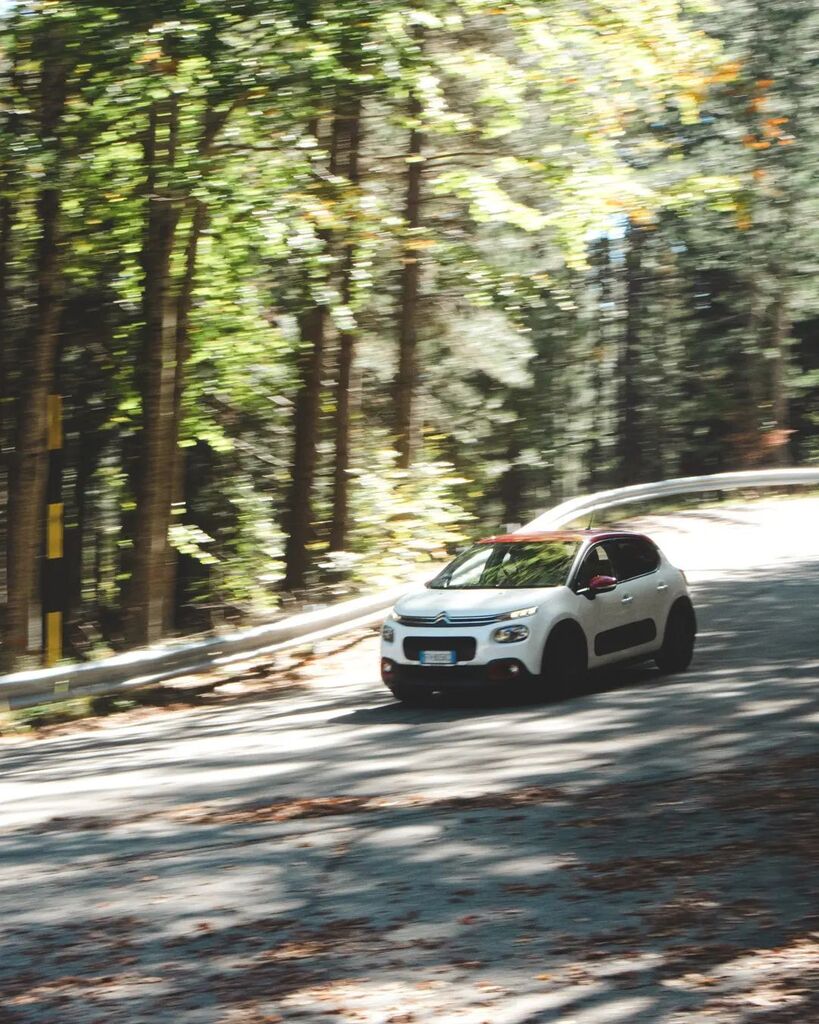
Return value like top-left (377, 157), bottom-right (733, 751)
top-left (589, 575), bottom-right (617, 594)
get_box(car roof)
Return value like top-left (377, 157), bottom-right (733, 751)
top-left (478, 529), bottom-right (653, 545)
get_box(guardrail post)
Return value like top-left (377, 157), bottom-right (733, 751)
top-left (42, 391), bottom-right (64, 667)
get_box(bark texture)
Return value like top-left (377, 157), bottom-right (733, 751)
top-left (329, 96), bottom-right (362, 553)
top-left (128, 99), bottom-right (182, 644)
top-left (283, 305), bottom-right (327, 590)
top-left (0, 191), bottom-right (13, 606)
top-left (500, 428), bottom-right (525, 527)
top-left (128, 95), bottom-right (234, 642)
top-left (162, 199), bottom-right (208, 630)
top-left (1, 48), bottom-right (67, 669)
top-left (4, 190), bottom-right (63, 664)
top-left (769, 291), bottom-right (791, 466)
top-left (618, 219), bottom-right (644, 486)
top-left (394, 90), bottom-right (424, 470)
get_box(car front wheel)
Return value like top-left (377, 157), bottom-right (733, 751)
top-left (540, 625), bottom-right (588, 699)
top-left (655, 602), bottom-right (696, 673)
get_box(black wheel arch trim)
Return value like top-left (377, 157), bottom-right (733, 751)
top-left (542, 617), bottom-right (588, 663)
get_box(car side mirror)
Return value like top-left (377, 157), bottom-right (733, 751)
top-left (588, 574), bottom-right (618, 595)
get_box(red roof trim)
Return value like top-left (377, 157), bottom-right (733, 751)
top-left (479, 531), bottom-right (584, 544)
top-left (478, 529), bottom-right (651, 545)
top-left (587, 530), bottom-right (653, 544)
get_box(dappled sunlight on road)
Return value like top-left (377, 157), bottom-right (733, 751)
top-left (1, 745), bottom-right (816, 1022)
top-left (3, 550), bottom-right (819, 828)
top-left (1, 503), bottom-right (819, 1022)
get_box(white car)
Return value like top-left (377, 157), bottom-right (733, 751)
top-left (380, 529), bottom-right (696, 703)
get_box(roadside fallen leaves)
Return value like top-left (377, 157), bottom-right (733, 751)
top-left (3, 749), bottom-right (817, 1024)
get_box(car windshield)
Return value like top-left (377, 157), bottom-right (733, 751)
top-left (429, 540), bottom-right (579, 590)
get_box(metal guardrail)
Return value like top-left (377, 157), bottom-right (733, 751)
top-left (2, 466), bottom-right (817, 711)
top-left (0, 585), bottom-right (411, 712)
top-left (522, 467), bottom-right (819, 531)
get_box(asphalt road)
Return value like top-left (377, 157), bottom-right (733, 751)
top-left (1, 497), bottom-right (818, 1024)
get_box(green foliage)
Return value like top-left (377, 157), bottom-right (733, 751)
top-left (1, 0), bottom-right (817, 660)
top-left (338, 449), bottom-right (474, 589)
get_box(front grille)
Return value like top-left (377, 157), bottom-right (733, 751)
top-left (399, 612), bottom-right (499, 628)
top-left (396, 664), bottom-right (484, 684)
top-left (403, 636), bottom-right (477, 663)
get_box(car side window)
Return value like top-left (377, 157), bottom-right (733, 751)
top-left (575, 544), bottom-right (616, 589)
top-left (605, 538), bottom-right (659, 582)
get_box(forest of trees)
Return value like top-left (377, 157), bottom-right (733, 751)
top-left (1, 0), bottom-right (818, 669)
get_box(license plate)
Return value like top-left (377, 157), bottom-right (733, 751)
top-left (420, 650), bottom-right (457, 666)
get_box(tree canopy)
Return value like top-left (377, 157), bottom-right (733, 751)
top-left (1, 0), bottom-right (817, 667)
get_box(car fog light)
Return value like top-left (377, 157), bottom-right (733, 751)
top-left (492, 624), bottom-right (530, 643)
top-left (488, 658), bottom-right (525, 681)
top-left (382, 623), bottom-right (395, 642)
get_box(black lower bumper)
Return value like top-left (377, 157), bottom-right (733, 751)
top-left (381, 657), bottom-right (536, 693)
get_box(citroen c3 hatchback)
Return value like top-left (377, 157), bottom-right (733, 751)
top-left (380, 530), bottom-right (695, 703)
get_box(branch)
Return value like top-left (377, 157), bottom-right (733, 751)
top-left (424, 151), bottom-right (494, 164)
top-left (199, 92), bottom-right (249, 157)
top-left (365, 150), bottom-right (494, 165)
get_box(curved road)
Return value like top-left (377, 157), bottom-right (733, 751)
top-left (1, 497), bottom-right (818, 1023)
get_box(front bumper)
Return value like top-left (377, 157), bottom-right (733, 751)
top-left (380, 656), bottom-right (537, 692)
top-left (381, 620), bottom-right (543, 675)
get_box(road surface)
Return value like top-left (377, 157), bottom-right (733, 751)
top-left (1, 497), bottom-right (818, 1023)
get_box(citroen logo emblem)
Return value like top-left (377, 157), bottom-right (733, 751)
top-left (434, 612), bottom-right (449, 624)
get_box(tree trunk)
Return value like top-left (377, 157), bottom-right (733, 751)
top-left (586, 236), bottom-right (615, 489)
top-left (128, 99), bottom-right (182, 645)
top-left (283, 305), bottom-right (326, 590)
top-left (499, 426), bottom-right (525, 526)
top-left (329, 96), bottom-right (361, 552)
top-left (2, 186), bottom-right (62, 668)
top-left (618, 219), bottom-right (644, 486)
top-left (732, 272), bottom-right (765, 468)
top-left (394, 90), bottom-right (424, 469)
top-left (161, 99), bottom-right (237, 627)
top-left (1, 58), bottom-right (24, 619)
top-left (282, 112), bottom-right (336, 590)
top-left (66, 425), bottom-right (96, 624)
top-left (162, 200), bottom-right (208, 630)
top-left (769, 291), bottom-right (791, 466)
top-left (0, 191), bottom-right (13, 609)
top-left (1, 41), bottom-right (67, 669)
top-left (0, 194), bottom-right (11, 446)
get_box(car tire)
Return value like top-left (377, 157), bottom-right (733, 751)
top-left (540, 625), bottom-right (587, 699)
top-left (655, 601), bottom-right (696, 674)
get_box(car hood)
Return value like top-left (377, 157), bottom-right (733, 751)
top-left (395, 586), bottom-right (564, 618)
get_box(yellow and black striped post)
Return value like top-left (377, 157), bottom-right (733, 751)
top-left (43, 392), bottom-right (64, 666)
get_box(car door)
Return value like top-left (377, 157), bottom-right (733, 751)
top-left (602, 537), bottom-right (662, 656)
top-left (573, 543), bottom-right (630, 666)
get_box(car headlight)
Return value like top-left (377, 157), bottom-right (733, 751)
top-left (382, 622), bottom-right (395, 643)
top-left (492, 624), bottom-right (530, 643)
top-left (499, 606), bottom-right (538, 621)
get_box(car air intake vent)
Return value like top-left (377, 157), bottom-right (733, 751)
top-left (403, 636), bottom-right (477, 662)
top-left (399, 613), bottom-right (499, 628)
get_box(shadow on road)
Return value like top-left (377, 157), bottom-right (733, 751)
top-left (2, 559), bottom-right (818, 816)
top-left (1, 560), bottom-right (818, 1022)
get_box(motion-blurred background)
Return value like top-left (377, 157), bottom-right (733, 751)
top-left (1, 0), bottom-right (817, 669)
